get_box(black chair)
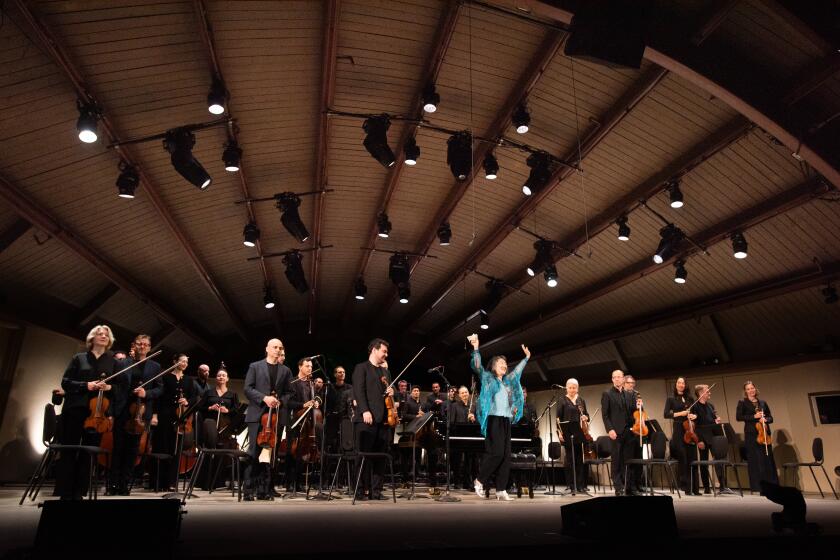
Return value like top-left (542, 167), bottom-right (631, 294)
top-left (584, 436), bottom-right (612, 494)
top-left (690, 435), bottom-right (743, 497)
top-left (624, 431), bottom-right (681, 498)
top-left (182, 447), bottom-right (250, 503)
top-left (20, 404), bottom-right (110, 504)
top-left (782, 437), bottom-right (838, 500)
top-left (728, 444), bottom-right (751, 495)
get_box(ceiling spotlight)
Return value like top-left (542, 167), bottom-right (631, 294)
top-left (163, 128), bottom-right (212, 190)
top-left (283, 251), bottom-right (309, 294)
top-left (243, 222), bottom-right (260, 247)
top-left (616, 215), bottom-right (630, 241)
top-left (354, 277), bottom-right (368, 301)
top-left (207, 78), bottom-right (227, 115)
top-left (483, 152), bottom-right (499, 180)
top-left (116, 163), bottom-right (139, 199)
top-left (263, 286), bottom-right (275, 309)
top-left (522, 151), bottom-right (552, 196)
top-left (652, 224), bottom-right (683, 264)
top-left (398, 282), bottom-right (411, 304)
top-left (481, 278), bottom-right (506, 314)
top-left (823, 284), bottom-right (838, 304)
top-left (731, 231), bottom-right (748, 259)
top-left (422, 83), bottom-right (440, 113)
top-left (404, 137), bottom-right (420, 166)
top-left (377, 212), bottom-right (392, 238)
top-left (388, 252), bottom-right (410, 286)
top-left (437, 222), bottom-right (452, 246)
top-left (363, 115), bottom-right (396, 168)
top-left (526, 239), bottom-right (554, 277)
top-left (76, 100), bottom-right (99, 143)
top-left (277, 193), bottom-right (310, 243)
top-left (667, 179), bottom-right (684, 209)
top-left (674, 259), bottom-right (688, 284)
top-left (512, 103), bottom-right (531, 134)
top-left (447, 131), bottom-right (473, 181)
top-left (222, 140), bottom-right (242, 172)
top-left (544, 264), bottom-right (558, 288)
top-left (479, 310), bottom-right (490, 330)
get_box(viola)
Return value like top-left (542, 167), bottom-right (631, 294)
top-left (682, 414), bottom-right (699, 445)
top-left (176, 387), bottom-right (197, 475)
top-left (754, 401), bottom-right (772, 454)
top-left (578, 402), bottom-right (593, 442)
top-left (125, 393), bottom-right (146, 435)
top-left (382, 373), bottom-right (398, 428)
top-left (83, 374), bottom-right (112, 434)
top-left (631, 394), bottom-right (649, 437)
top-left (257, 391), bottom-right (280, 464)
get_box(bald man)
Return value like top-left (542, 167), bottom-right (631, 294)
top-left (243, 338), bottom-right (293, 500)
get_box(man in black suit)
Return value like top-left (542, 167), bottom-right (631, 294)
top-left (243, 338), bottom-right (293, 500)
top-left (352, 338), bottom-right (394, 500)
top-left (601, 369), bottom-right (641, 495)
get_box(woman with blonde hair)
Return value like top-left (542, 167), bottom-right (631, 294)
top-left (735, 380), bottom-right (779, 493)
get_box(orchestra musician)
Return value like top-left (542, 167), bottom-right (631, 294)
top-left (242, 338), bottom-right (293, 501)
top-left (155, 353), bottom-right (195, 492)
top-left (601, 369), bottom-right (640, 496)
top-left (557, 378), bottom-right (589, 492)
top-left (449, 385), bottom-right (477, 489)
top-left (517, 387), bottom-right (541, 457)
top-left (198, 365), bottom-right (240, 490)
top-left (663, 376), bottom-right (696, 495)
top-left (285, 357), bottom-right (321, 493)
top-left (735, 381), bottom-right (779, 494)
top-left (324, 366), bottom-right (352, 454)
top-left (398, 385), bottom-right (425, 486)
top-left (56, 325), bottom-right (121, 500)
top-left (468, 333), bottom-right (530, 501)
top-left (693, 384), bottom-right (734, 494)
top-left (425, 382), bottom-right (446, 416)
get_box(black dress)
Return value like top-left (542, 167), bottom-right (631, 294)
top-left (663, 393), bottom-right (696, 491)
top-left (736, 398), bottom-right (779, 492)
top-left (557, 396), bottom-right (589, 491)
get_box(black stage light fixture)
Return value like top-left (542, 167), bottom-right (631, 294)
top-left (731, 231), bottom-right (748, 259)
top-left (522, 151), bottom-right (553, 196)
top-left (116, 163), bottom-right (139, 199)
top-left (207, 78), bottom-right (227, 115)
top-left (283, 251), bottom-right (309, 294)
top-left (544, 264), bottom-right (559, 288)
top-left (481, 278), bottom-right (505, 314)
top-left (398, 282), bottom-right (411, 304)
top-left (404, 137), bottom-right (420, 166)
top-left (447, 131), bottom-right (473, 181)
top-left (667, 179), bottom-right (684, 209)
top-left (483, 152), bottom-right (499, 180)
top-left (76, 100), bottom-right (99, 143)
top-left (277, 193), bottom-right (310, 243)
top-left (422, 83), bottom-right (440, 113)
top-left (616, 215), bottom-right (630, 241)
top-left (479, 310), bottom-right (490, 330)
top-left (674, 259), bottom-right (688, 284)
top-left (354, 277), bottom-right (368, 301)
top-left (437, 222), bottom-right (452, 246)
top-left (652, 224), bottom-right (683, 264)
top-left (263, 286), bottom-right (275, 309)
top-left (526, 239), bottom-right (554, 277)
top-left (824, 284), bottom-right (838, 304)
top-left (512, 103), bottom-right (530, 134)
top-left (242, 222), bottom-right (260, 247)
top-left (388, 252), bottom-right (410, 286)
top-left (163, 128), bottom-right (212, 190)
top-left (363, 115), bottom-right (396, 168)
top-left (377, 212), bottom-right (392, 238)
top-left (223, 140), bottom-right (242, 172)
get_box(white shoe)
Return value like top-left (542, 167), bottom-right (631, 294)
top-left (474, 479), bottom-right (485, 499)
top-left (496, 490), bottom-right (514, 501)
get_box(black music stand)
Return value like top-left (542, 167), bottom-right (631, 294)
top-left (434, 373), bottom-right (460, 503)
top-left (401, 412), bottom-right (435, 500)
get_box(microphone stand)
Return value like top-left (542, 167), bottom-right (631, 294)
top-left (310, 358), bottom-right (335, 500)
top-left (434, 369), bottom-right (460, 503)
top-left (543, 386), bottom-right (563, 495)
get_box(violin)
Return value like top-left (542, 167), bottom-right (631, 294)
top-left (578, 402), bottom-right (593, 442)
top-left (753, 401), bottom-right (772, 454)
top-left (682, 413), bottom-right (699, 445)
top-left (631, 393), bottom-right (649, 437)
top-left (257, 391), bottom-right (280, 464)
top-left (382, 373), bottom-right (398, 428)
top-left (83, 374), bottom-right (112, 434)
top-left (176, 387), bottom-right (197, 475)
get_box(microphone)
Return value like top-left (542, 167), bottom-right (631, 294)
top-left (551, 384), bottom-right (567, 390)
top-left (427, 365), bottom-right (443, 373)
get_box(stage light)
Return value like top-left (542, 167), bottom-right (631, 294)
top-left (354, 277), bottom-right (367, 301)
top-left (674, 260), bottom-right (687, 284)
top-left (447, 131), bottom-right (472, 181)
top-left (616, 215), bottom-right (630, 241)
top-left (731, 231), bottom-right (748, 259)
top-left (363, 115), bottom-right (396, 168)
top-left (243, 222), bottom-right (260, 247)
top-left (437, 222), bottom-right (452, 246)
top-left (544, 264), bottom-right (558, 288)
top-left (404, 137), bottom-right (420, 166)
top-left (483, 152), bottom-right (499, 180)
top-left (667, 180), bottom-right (684, 209)
top-left (277, 193), bottom-right (310, 243)
top-left (512, 103), bottom-right (530, 134)
top-left (652, 224), bottom-right (683, 264)
top-left (388, 252), bottom-right (410, 286)
top-left (824, 284), bottom-right (838, 304)
top-left (163, 128), bottom-right (212, 190)
top-left (283, 251), bottom-right (309, 294)
top-left (76, 100), bottom-right (99, 143)
top-left (263, 286), bottom-right (275, 309)
top-left (522, 151), bottom-right (552, 196)
top-left (480, 310), bottom-right (489, 330)
top-left (207, 79), bottom-right (227, 115)
top-left (223, 140), bottom-right (242, 172)
top-left (422, 83), bottom-right (440, 113)
top-left (116, 163), bottom-right (138, 199)
top-left (526, 239), bottom-right (554, 276)
top-left (377, 212), bottom-right (392, 238)
top-left (481, 278), bottom-right (505, 314)
top-left (398, 282), bottom-right (411, 304)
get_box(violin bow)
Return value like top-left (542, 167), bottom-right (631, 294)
top-left (101, 350), bottom-right (163, 383)
top-left (383, 346), bottom-right (426, 394)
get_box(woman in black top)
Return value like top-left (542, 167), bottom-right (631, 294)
top-left (154, 353), bottom-right (194, 491)
top-left (557, 378), bottom-right (589, 492)
top-left (735, 381), bottom-right (779, 493)
top-left (197, 366), bottom-right (240, 489)
top-left (663, 377), bottom-right (698, 494)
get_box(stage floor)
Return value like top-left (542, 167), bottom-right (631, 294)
top-left (3, 485), bottom-right (839, 557)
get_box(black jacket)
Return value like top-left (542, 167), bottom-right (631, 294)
top-left (61, 351), bottom-right (123, 412)
top-left (601, 386), bottom-right (635, 435)
top-left (352, 361), bottom-right (388, 424)
top-left (558, 396), bottom-right (588, 440)
top-left (117, 358), bottom-right (163, 421)
top-left (736, 398), bottom-right (773, 436)
top-left (401, 398), bottom-right (423, 424)
top-left (243, 359), bottom-right (293, 423)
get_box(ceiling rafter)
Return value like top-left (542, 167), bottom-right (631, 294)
top-left (0, 219), bottom-right (31, 255)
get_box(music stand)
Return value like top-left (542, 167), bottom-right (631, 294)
top-left (401, 412), bottom-right (435, 500)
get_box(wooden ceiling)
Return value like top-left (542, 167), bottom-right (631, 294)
top-left (1, 0), bottom-right (839, 385)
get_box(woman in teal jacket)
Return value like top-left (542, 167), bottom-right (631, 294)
top-left (468, 333), bottom-right (530, 500)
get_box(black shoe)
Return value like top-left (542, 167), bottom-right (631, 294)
top-left (243, 494), bottom-right (255, 501)
top-left (703, 488), bottom-right (712, 494)
top-left (615, 489), bottom-right (624, 496)
top-left (105, 486), bottom-right (118, 496)
top-left (355, 494), bottom-right (369, 502)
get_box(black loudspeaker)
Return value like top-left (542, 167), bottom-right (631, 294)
top-left (34, 499), bottom-right (182, 559)
top-left (563, 0), bottom-right (648, 69)
top-left (561, 496), bottom-right (677, 539)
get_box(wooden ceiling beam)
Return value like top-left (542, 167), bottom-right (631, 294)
top-left (0, 219), bottom-right (31, 255)
top-left (12, 0), bottom-right (249, 341)
top-left (74, 282), bottom-right (120, 327)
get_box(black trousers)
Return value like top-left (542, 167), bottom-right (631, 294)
top-left (55, 407), bottom-right (102, 499)
top-left (243, 422), bottom-right (272, 497)
top-left (110, 420), bottom-right (141, 491)
top-left (478, 415), bottom-right (512, 491)
top-left (354, 421), bottom-right (390, 496)
top-left (609, 429), bottom-right (638, 490)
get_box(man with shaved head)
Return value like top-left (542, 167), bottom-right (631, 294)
top-left (243, 338), bottom-right (293, 500)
